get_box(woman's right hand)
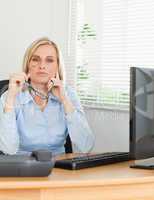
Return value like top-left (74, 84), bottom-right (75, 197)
top-left (8, 72), bottom-right (28, 96)
top-left (4, 72), bottom-right (28, 113)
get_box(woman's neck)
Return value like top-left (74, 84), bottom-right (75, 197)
top-left (29, 81), bottom-right (48, 111)
top-left (30, 81), bottom-right (48, 95)
top-left (34, 95), bottom-right (48, 111)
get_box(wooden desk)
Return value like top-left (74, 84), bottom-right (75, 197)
top-left (0, 160), bottom-right (154, 200)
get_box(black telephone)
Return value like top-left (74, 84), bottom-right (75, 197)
top-left (0, 149), bottom-right (54, 177)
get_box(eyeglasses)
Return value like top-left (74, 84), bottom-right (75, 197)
top-left (24, 81), bottom-right (49, 100)
top-left (30, 56), bottom-right (55, 67)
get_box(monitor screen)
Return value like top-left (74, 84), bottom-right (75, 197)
top-left (130, 67), bottom-right (154, 159)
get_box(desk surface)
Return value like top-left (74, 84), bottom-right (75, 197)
top-left (0, 160), bottom-right (153, 188)
top-left (0, 157), bottom-right (154, 200)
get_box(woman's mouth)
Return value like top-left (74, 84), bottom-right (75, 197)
top-left (36, 72), bottom-right (49, 76)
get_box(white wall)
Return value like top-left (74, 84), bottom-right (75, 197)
top-left (0, 0), bottom-right (54, 79)
top-left (85, 108), bottom-right (129, 153)
top-left (0, 0), bottom-right (129, 153)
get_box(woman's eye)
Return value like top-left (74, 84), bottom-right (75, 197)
top-left (47, 59), bottom-right (54, 63)
top-left (32, 58), bottom-right (39, 62)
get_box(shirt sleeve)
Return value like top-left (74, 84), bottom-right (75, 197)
top-left (0, 92), bottom-right (19, 154)
top-left (64, 86), bottom-right (95, 153)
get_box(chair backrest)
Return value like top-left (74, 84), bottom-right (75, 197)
top-left (0, 80), bottom-right (9, 96)
top-left (64, 134), bottom-right (73, 153)
top-left (0, 79), bottom-right (73, 153)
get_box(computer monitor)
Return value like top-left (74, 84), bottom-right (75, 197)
top-left (130, 67), bottom-right (154, 160)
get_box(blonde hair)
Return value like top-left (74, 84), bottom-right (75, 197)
top-left (22, 37), bottom-right (65, 83)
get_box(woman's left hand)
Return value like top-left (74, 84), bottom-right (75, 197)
top-left (47, 72), bottom-right (66, 103)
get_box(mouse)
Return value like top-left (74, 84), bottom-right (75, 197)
top-left (31, 149), bottom-right (52, 161)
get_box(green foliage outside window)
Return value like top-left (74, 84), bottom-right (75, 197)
top-left (78, 23), bottom-right (96, 44)
top-left (76, 23), bottom-right (129, 108)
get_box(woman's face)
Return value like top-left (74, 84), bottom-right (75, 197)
top-left (28, 44), bottom-right (58, 84)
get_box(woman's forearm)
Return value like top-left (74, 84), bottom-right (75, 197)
top-left (61, 96), bottom-right (75, 114)
top-left (0, 111), bottom-right (19, 154)
top-left (4, 91), bottom-right (16, 113)
top-left (65, 110), bottom-right (95, 153)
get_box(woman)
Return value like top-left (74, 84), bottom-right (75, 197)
top-left (0, 37), bottom-right (94, 155)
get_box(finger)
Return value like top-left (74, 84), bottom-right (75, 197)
top-left (15, 80), bottom-right (24, 87)
top-left (21, 72), bottom-right (29, 82)
top-left (47, 81), bottom-right (54, 92)
top-left (16, 80), bottom-right (21, 85)
top-left (48, 79), bottom-right (54, 86)
top-left (51, 78), bottom-right (61, 87)
top-left (50, 80), bottom-right (55, 86)
top-left (48, 84), bottom-right (53, 92)
top-left (15, 73), bottom-right (27, 83)
top-left (17, 75), bottom-right (25, 82)
top-left (14, 74), bottom-right (26, 86)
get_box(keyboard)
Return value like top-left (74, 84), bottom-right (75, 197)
top-left (54, 152), bottom-right (130, 170)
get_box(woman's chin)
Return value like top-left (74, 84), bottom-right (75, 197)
top-left (32, 77), bottom-right (49, 84)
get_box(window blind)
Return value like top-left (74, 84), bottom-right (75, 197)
top-left (66, 0), bottom-right (154, 109)
top-left (127, 0), bottom-right (154, 67)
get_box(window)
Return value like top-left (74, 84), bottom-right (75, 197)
top-left (66, 0), bottom-right (154, 110)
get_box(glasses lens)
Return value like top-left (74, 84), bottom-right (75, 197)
top-left (30, 57), bottom-right (40, 67)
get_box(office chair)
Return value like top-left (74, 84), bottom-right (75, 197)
top-left (0, 80), bottom-right (9, 96)
top-left (64, 134), bottom-right (73, 153)
top-left (0, 79), bottom-right (73, 153)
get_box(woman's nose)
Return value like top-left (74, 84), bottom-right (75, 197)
top-left (39, 63), bottom-right (45, 69)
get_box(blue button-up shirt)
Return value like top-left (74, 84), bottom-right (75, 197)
top-left (0, 86), bottom-right (94, 155)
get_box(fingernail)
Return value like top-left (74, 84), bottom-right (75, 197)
top-left (50, 80), bottom-right (54, 85)
top-left (16, 80), bottom-right (20, 85)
